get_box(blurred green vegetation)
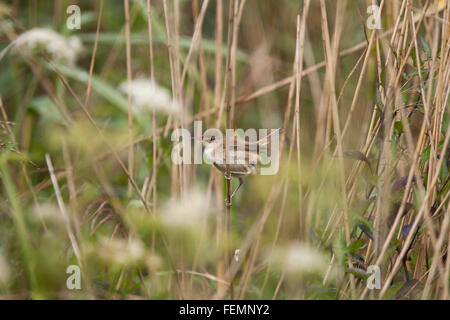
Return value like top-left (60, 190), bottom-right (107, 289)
top-left (0, 0), bottom-right (449, 300)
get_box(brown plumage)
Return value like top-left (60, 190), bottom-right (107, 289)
top-left (201, 128), bottom-right (281, 204)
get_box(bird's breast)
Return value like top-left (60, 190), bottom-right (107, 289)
top-left (203, 146), bottom-right (217, 164)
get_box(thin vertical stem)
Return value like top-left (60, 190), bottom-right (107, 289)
top-left (224, 0), bottom-right (235, 299)
top-left (124, 0), bottom-right (134, 196)
top-left (146, 0), bottom-right (157, 213)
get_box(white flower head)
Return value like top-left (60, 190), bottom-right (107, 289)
top-left (91, 237), bottom-right (162, 270)
top-left (271, 242), bottom-right (328, 277)
top-left (98, 238), bottom-right (145, 265)
top-left (119, 78), bottom-right (183, 116)
top-left (12, 28), bottom-right (83, 65)
top-left (160, 189), bottom-right (211, 229)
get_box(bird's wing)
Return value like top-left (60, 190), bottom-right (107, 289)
top-left (223, 128), bottom-right (282, 152)
top-left (228, 150), bottom-right (259, 164)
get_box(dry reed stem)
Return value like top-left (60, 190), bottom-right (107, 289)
top-left (224, 0), bottom-right (236, 299)
top-left (124, 0), bottom-right (135, 196)
top-left (180, 0), bottom-right (210, 86)
top-left (2, 0), bottom-right (449, 300)
top-left (45, 154), bottom-right (81, 264)
top-left (145, 0), bottom-right (158, 215)
top-left (47, 62), bottom-right (152, 214)
top-left (84, 0), bottom-right (103, 109)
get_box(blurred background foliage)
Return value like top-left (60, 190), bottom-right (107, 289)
top-left (0, 0), bottom-right (449, 299)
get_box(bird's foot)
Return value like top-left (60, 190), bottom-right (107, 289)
top-left (224, 175), bottom-right (232, 181)
top-left (225, 199), bottom-right (232, 207)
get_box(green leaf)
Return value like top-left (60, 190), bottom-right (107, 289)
top-left (347, 239), bottom-right (365, 254)
top-left (387, 42), bottom-right (398, 61)
top-left (421, 144), bottom-right (431, 168)
top-left (411, 47), bottom-right (424, 68)
top-left (442, 111), bottom-right (449, 135)
top-left (354, 216), bottom-right (375, 237)
top-left (394, 120), bottom-right (403, 136)
top-left (49, 63), bottom-right (146, 127)
top-left (405, 68), bottom-right (429, 80)
top-left (345, 267), bottom-right (369, 279)
top-left (77, 33), bottom-right (249, 62)
top-left (28, 96), bottom-right (65, 124)
top-left (376, 86), bottom-right (384, 111)
top-left (420, 36), bottom-right (431, 60)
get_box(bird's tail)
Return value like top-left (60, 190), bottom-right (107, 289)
top-left (256, 127), bottom-right (282, 147)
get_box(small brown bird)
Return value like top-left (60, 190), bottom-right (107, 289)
top-left (200, 129), bottom-right (281, 206)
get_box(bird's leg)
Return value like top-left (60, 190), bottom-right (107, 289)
top-left (230, 177), bottom-right (244, 199)
top-left (224, 174), bottom-right (233, 207)
top-left (224, 176), bottom-right (244, 207)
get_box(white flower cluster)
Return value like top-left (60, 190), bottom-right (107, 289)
top-left (270, 242), bottom-right (329, 278)
top-left (96, 237), bottom-right (161, 269)
top-left (160, 189), bottom-right (211, 229)
top-left (284, 243), bottom-right (328, 275)
top-left (119, 78), bottom-right (182, 116)
top-left (12, 28), bottom-right (83, 66)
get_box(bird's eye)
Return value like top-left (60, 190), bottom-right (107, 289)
top-left (210, 136), bottom-right (215, 142)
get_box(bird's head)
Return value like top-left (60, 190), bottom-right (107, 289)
top-left (193, 131), bottom-right (222, 149)
top-left (201, 133), bottom-right (219, 148)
